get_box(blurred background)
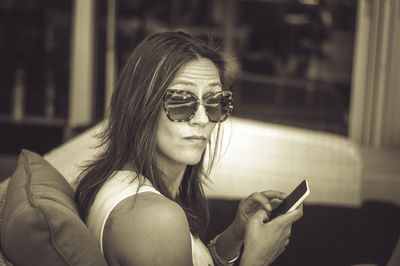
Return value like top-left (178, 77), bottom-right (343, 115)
top-left (0, 0), bottom-right (356, 147)
top-left (1, 0), bottom-right (399, 201)
top-left (0, 0), bottom-right (400, 264)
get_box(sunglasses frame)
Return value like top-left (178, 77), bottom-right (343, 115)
top-left (163, 89), bottom-right (233, 122)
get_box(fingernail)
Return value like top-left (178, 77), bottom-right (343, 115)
top-left (267, 204), bottom-right (272, 212)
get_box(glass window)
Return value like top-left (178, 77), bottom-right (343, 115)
top-left (114, 0), bottom-right (357, 135)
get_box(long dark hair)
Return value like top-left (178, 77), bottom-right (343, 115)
top-left (75, 31), bottom-right (233, 237)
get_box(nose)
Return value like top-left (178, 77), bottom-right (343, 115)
top-left (189, 103), bottom-right (209, 126)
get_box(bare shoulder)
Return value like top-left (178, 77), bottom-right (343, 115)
top-left (103, 192), bottom-right (193, 266)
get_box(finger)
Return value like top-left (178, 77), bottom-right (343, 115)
top-left (270, 198), bottom-right (283, 209)
top-left (284, 238), bottom-right (290, 247)
top-left (284, 226), bottom-right (292, 238)
top-left (261, 190), bottom-right (287, 200)
top-left (292, 204), bottom-right (304, 220)
top-left (275, 208), bottom-right (303, 225)
top-left (278, 246), bottom-right (286, 257)
top-left (251, 209), bottom-right (268, 223)
top-left (251, 192), bottom-right (273, 212)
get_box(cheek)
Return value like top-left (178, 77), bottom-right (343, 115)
top-left (156, 114), bottom-right (187, 164)
top-left (156, 114), bottom-right (178, 151)
top-left (206, 123), bottom-right (217, 135)
top-left (156, 114), bottom-right (216, 165)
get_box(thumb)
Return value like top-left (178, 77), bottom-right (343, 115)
top-left (273, 207), bottom-right (303, 225)
top-left (250, 209), bottom-right (268, 223)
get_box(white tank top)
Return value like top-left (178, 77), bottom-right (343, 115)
top-left (86, 171), bottom-right (214, 266)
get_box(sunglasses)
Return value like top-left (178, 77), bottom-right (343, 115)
top-left (163, 89), bottom-right (233, 122)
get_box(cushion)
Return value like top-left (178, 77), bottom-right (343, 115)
top-left (0, 178), bottom-right (13, 265)
top-left (0, 149), bottom-right (107, 266)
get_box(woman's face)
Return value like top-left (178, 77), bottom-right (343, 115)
top-left (156, 57), bottom-right (221, 169)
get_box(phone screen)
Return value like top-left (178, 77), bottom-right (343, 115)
top-left (269, 180), bottom-right (309, 219)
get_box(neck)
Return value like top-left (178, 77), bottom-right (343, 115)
top-left (156, 154), bottom-right (187, 198)
top-left (121, 157), bottom-right (186, 198)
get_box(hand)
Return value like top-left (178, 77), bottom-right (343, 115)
top-left (230, 191), bottom-right (286, 240)
top-left (240, 207), bottom-right (303, 266)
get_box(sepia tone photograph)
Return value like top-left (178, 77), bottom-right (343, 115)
top-left (0, 0), bottom-right (399, 265)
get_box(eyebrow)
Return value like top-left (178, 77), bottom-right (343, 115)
top-left (170, 80), bottom-right (222, 87)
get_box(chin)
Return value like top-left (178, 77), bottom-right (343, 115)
top-left (186, 160), bottom-right (202, 166)
top-left (180, 151), bottom-right (203, 166)
top-left (183, 156), bottom-right (202, 166)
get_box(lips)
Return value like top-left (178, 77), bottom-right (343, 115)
top-left (183, 135), bottom-right (208, 144)
top-left (184, 135), bottom-right (207, 140)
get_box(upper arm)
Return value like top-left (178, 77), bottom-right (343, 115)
top-left (103, 193), bottom-right (193, 266)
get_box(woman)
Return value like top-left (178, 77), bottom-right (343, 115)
top-left (75, 31), bottom-right (303, 266)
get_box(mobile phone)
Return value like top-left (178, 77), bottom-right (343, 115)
top-left (268, 180), bottom-right (310, 220)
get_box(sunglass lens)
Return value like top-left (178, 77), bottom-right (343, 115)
top-left (205, 92), bottom-right (233, 122)
top-left (167, 102), bottom-right (197, 121)
top-left (165, 92), bottom-right (197, 121)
